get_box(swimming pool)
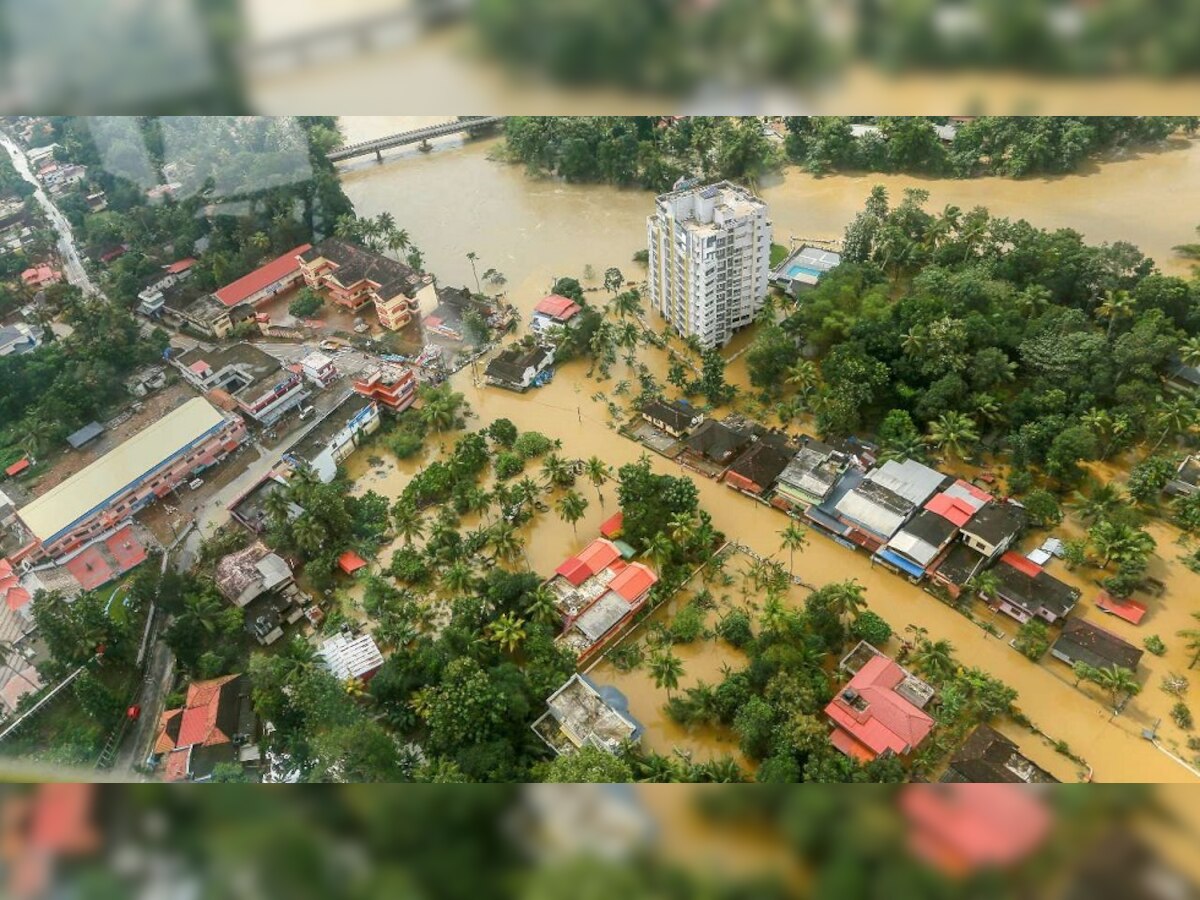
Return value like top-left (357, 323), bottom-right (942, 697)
top-left (787, 264), bottom-right (824, 279)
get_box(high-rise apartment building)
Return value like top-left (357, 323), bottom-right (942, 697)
top-left (646, 180), bottom-right (771, 349)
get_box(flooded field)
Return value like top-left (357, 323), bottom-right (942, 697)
top-left (328, 117), bottom-right (1200, 782)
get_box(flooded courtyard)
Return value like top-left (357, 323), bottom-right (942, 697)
top-left (327, 117), bottom-right (1200, 782)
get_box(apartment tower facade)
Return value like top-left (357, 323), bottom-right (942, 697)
top-left (646, 180), bottom-right (772, 349)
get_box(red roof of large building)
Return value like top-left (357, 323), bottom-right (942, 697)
top-left (175, 674), bottom-right (240, 748)
top-left (555, 538), bottom-right (624, 586)
top-left (607, 562), bottom-right (657, 602)
top-left (64, 547), bottom-right (114, 592)
top-left (825, 654), bottom-right (935, 760)
top-left (214, 244), bottom-right (311, 306)
top-left (534, 294), bottom-right (582, 321)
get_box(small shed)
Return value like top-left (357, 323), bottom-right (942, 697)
top-left (66, 422), bottom-right (105, 449)
top-left (337, 550), bottom-right (367, 575)
top-left (4, 458), bottom-right (30, 478)
top-left (599, 512), bottom-right (624, 539)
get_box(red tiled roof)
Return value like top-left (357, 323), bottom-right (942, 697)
top-left (599, 512), bottom-right (624, 538)
top-left (64, 546), bottom-right (114, 592)
top-left (534, 294), bottom-right (582, 321)
top-left (575, 539), bottom-right (621, 575)
top-left (5, 458), bottom-right (30, 477)
top-left (338, 550), bottom-right (367, 574)
top-left (164, 258), bottom-right (197, 274)
top-left (1000, 551), bottom-right (1042, 579)
top-left (214, 244), bottom-right (311, 307)
top-left (1096, 592), bottom-right (1147, 625)
top-left (0, 558), bottom-right (30, 612)
top-left (176, 674), bottom-right (240, 748)
top-left (830, 725), bottom-right (876, 762)
top-left (825, 654), bottom-right (934, 759)
top-left (154, 708), bottom-right (182, 755)
top-left (104, 526), bottom-right (147, 573)
top-left (555, 557), bottom-right (592, 586)
top-left (608, 562), bottom-right (657, 602)
top-left (162, 747), bottom-right (191, 782)
top-left (28, 784), bottom-right (100, 854)
top-left (899, 784), bottom-right (1052, 875)
top-left (925, 494), bottom-right (976, 527)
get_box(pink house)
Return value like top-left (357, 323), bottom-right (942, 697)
top-left (20, 264), bottom-right (62, 288)
top-left (825, 647), bottom-right (935, 761)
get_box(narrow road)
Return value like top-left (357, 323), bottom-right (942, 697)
top-left (0, 129), bottom-right (100, 296)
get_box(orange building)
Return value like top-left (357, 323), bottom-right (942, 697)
top-left (297, 238), bottom-right (436, 332)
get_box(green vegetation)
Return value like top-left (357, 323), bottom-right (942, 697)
top-left (288, 288), bottom-right (324, 318)
top-left (784, 117), bottom-right (1195, 178)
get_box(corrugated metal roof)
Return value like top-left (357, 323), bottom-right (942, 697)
top-left (835, 489), bottom-right (907, 539)
top-left (868, 459), bottom-right (946, 507)
top-left (17, 399), bottom-right (225, 544)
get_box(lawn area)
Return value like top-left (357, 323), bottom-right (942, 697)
top-left (769, 243), bottom-right (789, 268)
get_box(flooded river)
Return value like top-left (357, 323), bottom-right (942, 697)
top-left (335, 118), bottom-right (1200, 782)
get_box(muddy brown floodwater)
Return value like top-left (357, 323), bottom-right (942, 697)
top-left (334, 117), bottom-right (1200, 782)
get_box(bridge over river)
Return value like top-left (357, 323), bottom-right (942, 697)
top-left (328, 116), bottom-right (505, 162)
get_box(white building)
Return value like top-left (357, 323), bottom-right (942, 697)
top-left (647, 181), bottom-right (772, 349)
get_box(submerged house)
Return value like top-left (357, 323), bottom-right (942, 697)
top-left (942, 725), bottom-right (1058, 784)
top-left (723, 436), bottom-right (796, 496)
top-left (928, 542), bottom-right (989, 598)
top-left (532, 674), bottom-right (641, 756)
top-left (825, 642), bottom-right (935, 762)
top-left (1050, 618), bottom-right (1143, 672)
top-left (771, 439), bottom-right (850, 512)
top-left (484, 344), bottom-right (554, 392)
top-left (680, 418), bottom-right (754, 476)
top-left (959, 501), bottom-right (1025, 561)
top-left (990, 552), bottom-right (1080, 625)
top-left (876, 480), bottom-right (992, 579)
top-left (640, 398), bottom-right (702, 438)
top-left (549, 538), bottom-right (658, 663)
top-left (832, 459), bottom-right (948, 552)
top-left (530, 293), bottom-right (583, 334)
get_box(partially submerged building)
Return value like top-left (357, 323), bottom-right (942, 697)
top-left (1050, 618), bottom-right (1143, 672)
top-left (172, 343), bottom-right (308, 426)
top-left (320, 631), bottom-right (385, 683)
top-left (533, 674), bottom-right (641, 755)
top-left (876, 480), bottom-right (992, 579)
top-left (153, 674), bottom-right (260, 782)
top-left (770, 244), bottom-right (841, 295)
top-left (639, 398), bottom-right (702, 439)
top-left (942, 725), bottom-right (1059, 783)
top-left (228, 473), bottom-right (299, 534)
top-left (959, 501), bottom-right (1025, 561)
top-left (282, 395), bottom-right (381, 483)
top-left (353, 363), bottom-right (417, 413)
top-left (825, 641), bottom-right (935, 762)
top-left (990, 552), bottom-right (1080, 625)
top-left (724, 437), bottom-right (796, 496)
top-left (549, 538), bottom-right (658, 663)
top-left (11, 399), bottom-right (245, 563)
top-left (485, 344), bottom-right (554, 392)
top-left (298, 238), bottom-right (435, 331)
top-left (679, 418), bottom-right (754, 476)
top-left (1165, 455), bottom-right (1200, 497)
top-left (530, 293), bottom-right (583, 334)
top-left (771, 438), bottom-right (850, 512)
top-left (832, 459), bottom-right (948, 552)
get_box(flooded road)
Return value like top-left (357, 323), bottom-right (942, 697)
top-left (333, 118), bottom-right (1200, 782)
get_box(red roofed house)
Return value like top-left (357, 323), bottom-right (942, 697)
top-left (599, 512), bottom-right (624, 539)
top-left (925, 480), bottom-right (991, 528)
top-left (214, 244), bottom-right (311, 308)
top-left (825, 642), bottom-right (935, 762)
top-left (20, 264), bottom-right (61, 288)
top-left (899, 784), bottom-right (1053, 876)
top-left (531, 294), bottom-right (583, 333)
top-left (164, 258), bottom-right (197, 275)
top-left (152, 673), bottom-right (259, 782)
top-left (338, 550), bottom-right (368, 575)
top-left (549, 538), bottom-right (658, 662)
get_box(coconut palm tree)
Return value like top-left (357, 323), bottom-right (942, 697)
top-left (488, 612), bottom-right (527, 653)
top-left (758, 593), bottom-right (793, 635)
top-left (466, 250), bottom-right (481, 293)
top-left (649, 649), bottom-right (684, 698)
top-left (1178, 613), bottom-right (1200, 669)
top-left (910, 638), bottom-right (956, 684)
top-left (264, 489), bottom-right (294, 530)
top-left (667, 512), bottom-right (698, 547)
top-left (612, 290), bottom-right (643, 319)
top-left (967, 569), bottom-right (1000, 602)
top-left (555, 490), bottom-right (589, 534)
top-left (1088, 520), bottom-right (1156, 570)
top-left (1070, 480), bottom-right (1126, 525)
top-left (291, 515), bottom-right (327, 556)
top-left (512, 476), bottom-right (544, 512)
top-left (778, 522), bottom-right (808, 579)
top-left (1093, 664), bottom-right (1140, 712)
top-left (541, 453), bottom-right (575, 489)
top-left (524, 583), bottom-right (560, 627)
top-left (442, 561), bottom-right (475, 595)
top-left (825, 580), bottom-right (867, 641)
top-left (785, 359), bottom-right (819, 398)
top-left (583, 456), bottom-right (612, 507)
top-left (1150, 395), bottom-right (1198, 453)
top-left (646, 531), bottom-right (676, 573)
top-left (1095, 289), bottom-right (1135, 341)
top-left (1180, 336), bottom-right (1200, 369)
top-left (488, 521), bottom-right (526, 568)
top-left (926, 412), bottom-right (980, 463)
top-left (391, 503), bottom-right (425, 545)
